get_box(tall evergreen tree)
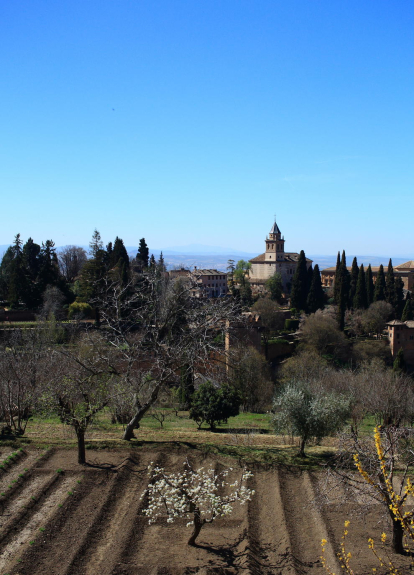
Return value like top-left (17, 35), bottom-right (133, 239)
top-left (8, 234), bottom-right (24, 308)
top-left (266, 271), bottom-right (283, 302)
top-left (290, 250), bottom-right (309, 312)
top-left (157, 252), bottom-right (166, 273)
top-left (349, 257), bottom-right (359, 307)
top-left (336, 253), bottom-right (349, 330)
top-left (393, 348), bottom-right (406, 374)
top-left (307, 264), bottom-right (314, 295)
top-left (149, 254), bottom-right (156, 269)
top-left (385, 259), bottom-right (397, 311)
top-left (353, 264), bottom-right (367, 309)
top-left (38, 240), bottom-right (60, 293)
top-left (395, 277), bottom-right (405, 319)
top-left (401, 299), bottom-right (414, 322)
top-left (89, 229), bottom-right (103, 258)
top-left (373, 264), bottom-right (386, 302)
top-left (306, 265), bottom-right (324, 313)
top-left (111, 237), bottom-right (130, 270)
top-left (366, 264), bottom-right (374, 306)
top-left (21, 237), bottom-right (42, 309)
top-left (334, 251), bottom-right (341, 304)
top-left (137, 238), bottom-right (149, 269)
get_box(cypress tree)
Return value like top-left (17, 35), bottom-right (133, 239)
top-left (290, 250), bottom-right (309, 312)
top-left (306, 264), bottom-right (324, 313)
top-left (89, 229), bottom-right (103, 258)
top-left (334, 251), bottom-right (341, 304)
top-left (349, 257), bottom-right (359, 307)
top-left (385, 259), bottom-right (397, 310)
top-left (366, 264), bottom-right (374, 306)
top-left (307, 264), bottom-right (314, 295)
top-left (137, 238), bottom-right (149, 269)
top-left (395, 277), bottom-right (405, 319)
top-left (8, 235), bottom-right (24, 308)
top-left (111, 237), bottom-right (130, 270)
top-left (374, 264), bottom-right (386, 302)
top-left (401, 299), bottom-right (414, 322)
top-left (353, 264), bottom-right (367, 309)
top-left (393, 348), bottom-right (406, 374)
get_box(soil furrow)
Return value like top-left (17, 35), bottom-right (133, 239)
top-left (0, 451), bottom-right (35, 492)
top-left (0, 474), bottom-right (75, 573)
top-left (245, 469), bottom-right (295, 575)
top-left (65, 452), bottom-right (153, 575)
top-left (14, 470), bottom-right (114, 575)
top-left (278, 470), bottom-right (326, 575)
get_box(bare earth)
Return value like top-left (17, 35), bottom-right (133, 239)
top-left (0, 446), bottom-right (411, 575)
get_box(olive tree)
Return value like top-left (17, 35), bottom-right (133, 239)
top-left (272, 380), bottom-right (351, 456)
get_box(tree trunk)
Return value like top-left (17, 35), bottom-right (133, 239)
top-left (392, 516), bottom-right (405, 554)
top-left (76, 427), bottom-right (86, 464)
top-left (188, 508), bottom-right (203, 546)
top-left (298, 437), bottom-right (307, 457)
top-left (123, 385), bottom-right (161, 441)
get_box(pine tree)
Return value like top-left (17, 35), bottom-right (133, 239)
top-left (366, 264), bottom-right (374, 306)
top-left (149, 254), bottom-right (156, 269)
top-left (290, 250), bottom-right (309, 312)
top-left (8, 234), bottom-right (24, 308)
top-left (401, 299), bottom-right (414, 322)
top-left (157, 252), bottom-right (166, 273)
top-left (38, 240), bottom-right (60, 293)
top-left (137, 238), bottom-right (149, 269)
top-left (374, 264), bottom-right (386, 302)
top-left (353, 264), bottom-right (367, 309)
top-left (349, 257), bottom-right (359, 307)
top-left (334, 251), bottom-right (341, 304)
top-left (89, 229), bottom-right (103, 258)
top-left (306, 265), bottom-right (324, 313)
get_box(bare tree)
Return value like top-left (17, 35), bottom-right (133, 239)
top-left (298, 312), bottom-right (350, 362)
top-left (329, 426), bottom-right (414, 554)
top-left (0, 328), bottom-right (50, 435)
top-left (44, 331), bottom-right (119, 463)
top-left (361, 301), bottom-right (393, 338)
top-left (58, 245), bottom-right (87, 283)
top-left (88, 272), bottom-right (242, 441)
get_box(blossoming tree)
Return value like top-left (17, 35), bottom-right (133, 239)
top-left (142, 460), bottom-right (254, 546)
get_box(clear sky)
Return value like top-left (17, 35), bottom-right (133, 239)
top-left (1, 1), bottom-right (413, 257)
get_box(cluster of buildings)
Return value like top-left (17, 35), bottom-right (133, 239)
top-left (168, 218), bottom-right (414, 369)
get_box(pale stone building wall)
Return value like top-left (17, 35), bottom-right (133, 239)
top-left (248, 220), bottom-right (311, 292)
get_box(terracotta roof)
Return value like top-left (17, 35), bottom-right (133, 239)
top-left (387, 320), bottom-right (414, 328)
top-left (191, 269), bottom-right (226, 276)
top-left (396, 260), bottom-right (414, 269)
top-left (249, 252), bottom-right (312, 264)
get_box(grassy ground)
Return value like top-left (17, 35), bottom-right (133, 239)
top-left (0, 408), bottom-right (379, 469)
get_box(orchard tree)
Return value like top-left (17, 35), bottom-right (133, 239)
top-left (142, 460), bottom-right (254, 546)
top-left (88, 270), bottom-right (242, 441)
top-left (272, 380), bottom-right (351, 456)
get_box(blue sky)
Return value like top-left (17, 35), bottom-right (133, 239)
top-left (1, 1), bottom-right (413, 257)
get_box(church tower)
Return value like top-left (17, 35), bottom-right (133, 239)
top-left (265, 220), bottom-right (285, 262)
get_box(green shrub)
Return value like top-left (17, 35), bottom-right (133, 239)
top-left (284, 319), bottom-right (299, 331)
top-left (68, 301), bottom-right (93, 319)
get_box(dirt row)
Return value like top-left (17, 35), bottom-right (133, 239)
top-left (0, 447), bottom-right (411, 575)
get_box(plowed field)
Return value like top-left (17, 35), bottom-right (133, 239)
top-left (0, 446), bottom-right (410, 575)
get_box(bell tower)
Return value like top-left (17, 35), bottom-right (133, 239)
top-left (265, 218), bottom-right (285, 262)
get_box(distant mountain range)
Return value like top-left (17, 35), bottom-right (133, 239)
top-left (0, 244), bottom-right (411, 273)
